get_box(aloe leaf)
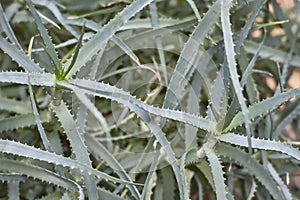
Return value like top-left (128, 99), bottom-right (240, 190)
top-left (3, 2), bottom-right (21, 21)
top-left (37, 10), bottom-right (61, 30)
top-left (215, 143), bottom-right (286, 200)
top-left (59, 79), bottom-right (216, 132)
top-left (99, 66), bottom-right (140, 81)
top-left (0, 174), bottom-right (27, 182)
top-left (267, 163), bottom-right (292, 200)
top-left (0, 37), bottom-right (43, 72)
top-left (51, 100), bottom-right (99, 199)
top-left (217, 132), bottom-right (300, 161)
top-left (63, 24), bottom-right (85, 79)
top-left (0, 158), bottom-right (84, 200)
top-left (26, 0), bottom-right (60, 70)
top-left (28, 74), bottom-right (53, 152)
top-left (0, 139), bottom-right (138, 185)
top-left (33, 0), bottom-right (79, 38)
top-left (196, 159), bottom-right (215, 192)
top-left (84, 134), bottom-right (140, 199)
top-left (68, 4), bottom-right (123, 19)
top-left (8, 181), bottom-right (20, 200)
top-left (0, 97), bottom-right (31, 114)
top-left (111, 35), bottom-right (141, 65)
top-left (64, 0), bottom-right (155, 79)
top-left (185, 71), bottom-right (202, 151)
top-left (240, 31), bottom-right (266, 87)
top-left (0, 71), bottom-right (55, 86)
top-left (186, 0), bottom-right (201, 21)
top-left (219, 33), bottom-right (266, 131)
top-left (32, 32), bottom-right (94, 52)
top-left (247, 179), bottom-right (257, 200)
top-left (129, 103), bottom-right (185, 199)
top-left (162, 0), bottom-right (221, 112)
top-left (162, 166), bottom-right (177, 200)
top-left (120, 17), bottom-right (196, 30)
top-left (275, 38), bottom-right (296, 94)
top-left (207, 70), bottom-right (225, 122)
top-left (0, 3), bottom-right (22, 49)
top-left (98, 21), bottom-right (196, 77)
top-left (0, 110), bottom-right (50, 132)
top-left (105, 99), bottom-right (184, 199)
top-left (243, 40), bottom-right (300, 67)
top-left (221, 0), bottom-right (253, 152)
top-left (223, 88), bottom-right (300, 132)
top-left (204, 143), bottom-right (228, 200)
top-left (214, 65), bottom-right (231, 130)
top-left (74, 91), bottom-right (112, 150)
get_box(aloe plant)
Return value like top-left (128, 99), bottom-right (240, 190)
top-left (1, 0), bottom-right (300, 199)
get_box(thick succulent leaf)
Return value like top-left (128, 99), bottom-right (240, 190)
top-left (0, 139), bottom-right (139, 185)
top-left (28, 76), bottom-right (52, 151)
top-left (59, 79), bottom-right (216, 132)
top-left (185, 71), bottom-right (202, 151)
top-left (0, 158), bottom-right (84, 200)
top-left (0, 97), bottom-right (31, 114)
top-left (0, 174), bottom-right (27, 182)
top-left (217, 132), bottom-right (300, 161)
top-left (197, 160), bottom-right (215, 192)
top-left (0, 37), bottom-right (43, 72)
top-left (186, 0), bottom-right (201, 20)
top-left (74, 91), bottom-right (112, 150)
top-left (26, 0), bottom-right (60, 69)
top-left (33, 0), bottom-right (79, 38)
top-left (223, 88), bottom-right (300, 132)
top-left (128, 103), bottom-right (185, 199)
top-left (0, 4), bottom-right (22, 49)
top-left (51, 100), bottom-right (98, 199)
top-left (0, 71), bottom-right (55, 86)
top-left (240, 32), bottom-right (266, 87)
top-left (32, 32), bottom-right (94, 52)
top-left (267, 163), bottom-right (292, 200)
top-left (119, 17), bottom-right (195, 30)
top-left (204, 143), bottom-right (228, 200)
top-left (8, 181), bottom-right (20, 200)
top-left (215, 143), bottom-right (286, 200)
top-left (85, 134), bottom-right (141, 199)
top-left (161, 166), bottom-right (177, 200)
top-left (111, 35), bottom-right (141, 65)
top-left (0, 111), bottom-right (50, 132)
top-left (243, 40), bottom-right (300, 67)
top-left (64, 0), bottom-right (155, 78)
top-left (247, 180), bottom-right (257, 200)
top-left (67, 80), bottom-right (185, 198)
top-left (162, 0), bottom-right (221, 111)
top-left (221, 0), bottom-right (252, 151)
top-left (98, 19), bottom-right (197, 76)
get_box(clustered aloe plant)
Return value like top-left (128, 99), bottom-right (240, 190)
top-left (0, 0), bottom-right (300, 199)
